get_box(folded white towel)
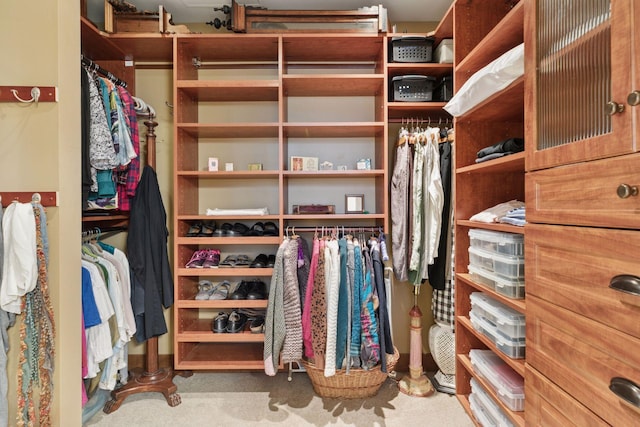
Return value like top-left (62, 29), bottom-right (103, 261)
top-left (206, 207), bottom-right (270, 216)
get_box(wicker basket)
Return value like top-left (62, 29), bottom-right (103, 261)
top-left (301, 347), bottom-right (399, 399)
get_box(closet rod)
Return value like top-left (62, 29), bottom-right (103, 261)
top-left (286, 226), bottom-right (382, 233)
top-left (0, 192), bottom-right (58, 207)
top-left (81, 55), bottom-right (128, 88)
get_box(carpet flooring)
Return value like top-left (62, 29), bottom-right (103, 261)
top-left (85, 371), bottom-right (474, 427)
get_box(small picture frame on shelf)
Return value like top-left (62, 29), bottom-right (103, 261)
top-left (208, 157), bottom-right (219, 172)
top-left (290, 156), bottom-right (304, 171)
top-left (345, 194), bottom-right (364, 214)
top-left (303, 157), bottom-right (319, 171)
top-left (225, 162), bottom-right (234, 171)
top-left (356, 158), bottom-right (372, 170)
top-left (248, 163), bottom-right (263, 171)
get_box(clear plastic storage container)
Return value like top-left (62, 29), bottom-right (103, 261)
top-left (468, 229), bottom-right (524, 257)
top-left (470, 312), bottom-right (526, 359)
top-left (468, 246), bottom-right (524, 279)
top-left (468, 264), bottom-right (525, 299)
top-left (471, 378), bottom-right (517, 426)
top-left (470, 292), bottom-right (525, 338)
top-left (470, 350), bottom-right (525, 412)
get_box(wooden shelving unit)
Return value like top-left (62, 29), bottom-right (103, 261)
top-left (172, 33), bottom-right (389, 370)
top-left (452, 1), bottom-right (526, 426)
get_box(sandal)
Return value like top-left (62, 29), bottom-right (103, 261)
top-left (209, 280), bottom-right (231, 300)
top-left (234, 254), bottom-right (251, 267)
top-left (185, 250), bottom-right (207, 268)
top-left (219, 254), bottom-right (237, 267)
top-left (195, 280), bottom-right (215, 300)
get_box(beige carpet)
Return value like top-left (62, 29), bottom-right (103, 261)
top-left (85, 371), bottom-right (473, 427)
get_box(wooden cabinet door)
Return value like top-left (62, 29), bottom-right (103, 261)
top-left (526, 0), bottom-right (635, 171)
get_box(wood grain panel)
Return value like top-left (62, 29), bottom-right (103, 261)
top-left (527, 296), bottom-right (640, 426)
top-left (526, 223), bottom-right (640, 339)
top-left (526, 152), bottom-right (640, 229)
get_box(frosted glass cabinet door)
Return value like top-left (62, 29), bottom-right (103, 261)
top-left (526, 0), bottom-right (635, 171)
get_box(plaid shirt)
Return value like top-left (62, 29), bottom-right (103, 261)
top-left (115, 86), bottom-right (140, 211)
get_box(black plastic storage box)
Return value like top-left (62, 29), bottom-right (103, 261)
top-left (390, 36), bottom-right (434, 63)
top-left (392, 75), bottom-right (436, 102)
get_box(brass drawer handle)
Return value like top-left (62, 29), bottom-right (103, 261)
top-left (605, 101), bottom-right (625, 115)
top-left (610, 275), bottom-right (640, 297)
top-left (617, 184), bottom-right (639, 199)
top-left (609, 377), bottom-right (640, 410)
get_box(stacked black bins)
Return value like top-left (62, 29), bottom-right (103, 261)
top-left (389, 36), bottom-right (452, 102)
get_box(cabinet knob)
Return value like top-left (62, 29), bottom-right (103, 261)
top-left (609, 377), bottom-right (640, 410)
top-left (628, 91), bottom-right (640, 106)
top-left (617, 184), bottom-right (639, 199)
top-left (605, 101), bottom-right (625, 115)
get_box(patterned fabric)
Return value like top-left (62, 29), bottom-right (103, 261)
top-left (310, 240), bottom-right (327, 369)
top-left (432, 212), bottom-right (455, 326)
top-left (17, 204), bottom-right (55, 427)
top-left (349, 241), bottom-right (362, 368)
top-left (360, 245), bottom-right (380, 370)
top-left (115, 86), bottom-right (141, 212)
top-left (301, 238), bottom-right (320, 359)
top-left (282, 238), bottom-right (302, 363)
top-left (335, 238), bottom-right (349, 370)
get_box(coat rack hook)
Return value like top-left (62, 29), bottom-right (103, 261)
top-left (11, 87), bottom-right (40, 104)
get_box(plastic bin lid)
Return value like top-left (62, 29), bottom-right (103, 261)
top-left (470, 292), bottom-right (525, 323)
top-left (392, 75), bottom-right (437, 82)
top-left (470, 349), bottom-right (524, 396)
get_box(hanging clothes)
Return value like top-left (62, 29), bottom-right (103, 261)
top-left (391, 124), bottom-right (445, 287)
top-left (127, 165), bottom-right (174, 342)
top-left (0, 205), bottom-right (16, 427)
top-left (281, 237), bottom-right (302, 364)
top-left (264, 239), bottom-right (287, 376)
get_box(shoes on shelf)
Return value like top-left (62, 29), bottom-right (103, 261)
top-left (244, 222), bottom-right (265, 236)
top-left (211, 312), bottom-right (229, 333)
top-left (186, 222), bottom-right (203, 237)
top-left (226, 310), bottom-right (247, 333)
top-left (266, 254), bottom-right (276, 268)
top-left (229, 280), bottom-right (250, 300)
top-left (247, 280), bottom-right (267, 300)
top-left (234, 254), bottom-right (251, 267)
top-left (250, 253), bottom-right (268, 268)
top-left (219, 254), bottom-right (237, 267)
top-left (185, 249), bottom-right (208, 268)
top-left (249, 316), bottom-right (265, 334)
top-left (209, 280), bottom-right (231, 300)
top-left (262, 221), bottom-right (279, 236)
top-left (201, 249), bottom-right (221, 268)
top-left (199, 221), bottom-right (216, 237)
top-left (227, 222), bottom-right (248, 237)
top-left (213, 222), bottom-right (233, 237)
top-left (195, 280), bottom-right (215, 300)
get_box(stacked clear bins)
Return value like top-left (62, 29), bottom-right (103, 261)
top-left (470, 349), bottom-right (524, 426)
top-left (468, 229), bottom-right (524, 299)
top-left (470, 292), bottom-right (525, 359)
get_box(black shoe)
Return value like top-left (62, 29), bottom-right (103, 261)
top-left (247, 280), bottom-right (267, 300)
top-left (229, 280), bottom-right (250, 300)
top-left (266, 254), bottom-right (276, 268)
top-left (250, 254), bottom-right (268, 268)
top-left (226, 311), bottom-right (247, 333)
top-left (212, 312), bottom-right (228, 333)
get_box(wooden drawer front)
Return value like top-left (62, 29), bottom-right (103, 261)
top-left (526, 223), bottom-right (640, 339)
top-left (528, 296), bottom-right (640, 426)
top-left (526, 365), bottom-right (607, 427)
top-left (526, 152), bottom-right (640, 228)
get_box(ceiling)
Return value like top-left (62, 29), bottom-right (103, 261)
top-left (88, 0), bottom-right (454, 25)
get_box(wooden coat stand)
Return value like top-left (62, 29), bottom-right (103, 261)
top-left (103, 115), bottom-right (192, 414)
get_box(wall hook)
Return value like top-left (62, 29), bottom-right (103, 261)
top-left (11, 87), bottom-right (40, 104)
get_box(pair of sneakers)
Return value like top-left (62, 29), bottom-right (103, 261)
top-left (186, 249), bottom-right (220, 268)
top-left (212, 310), bottom-right (247, 333)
